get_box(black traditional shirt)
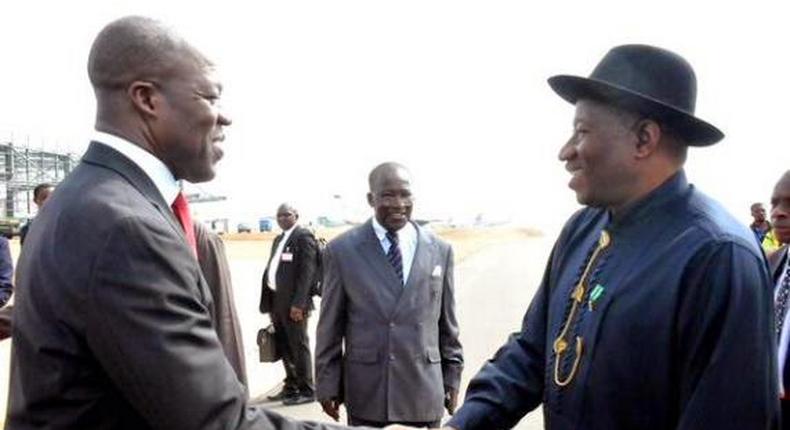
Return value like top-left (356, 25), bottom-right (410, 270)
top-left (450, 171), bottom-right (779, 430)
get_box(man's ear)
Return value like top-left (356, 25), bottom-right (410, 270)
top-left (366, 192), bottom-right (375, 207)
top-left (633, 119), bottom-right (662, 159)
top-left (127, 80), bottom-right (160, 118)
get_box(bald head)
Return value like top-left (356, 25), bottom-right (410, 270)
top-left (88, 16), bottom-right (210, 93)
top-left (276, 203), bottom-right (299, 231)
top-left (86, 16), bottom-right (231, 184)
top-left (368, 162), bottom-right (411, 192)
top-left (367, 162), bottom-right (413, 231)
top-left (277, 203), bottom-right (298, 216)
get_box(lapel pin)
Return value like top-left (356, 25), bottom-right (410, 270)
top-left (588, 284), bottom-right (606, 311)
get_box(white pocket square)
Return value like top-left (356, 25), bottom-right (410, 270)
top-left (431, 265), bottom-right (442, 277)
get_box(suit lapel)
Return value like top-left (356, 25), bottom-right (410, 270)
top-left (81, 141), bottom-right (211, 305)
top-left (282, 227), bottom-right (299, 249)
top-left (81, 141), bottom-right (185, 242)
top-left (769, 245), bottom-right (789, 283)
top-left (404, 224), bottom-right (432, 290)
top-left (392, 223), bottom-right (434, 318)
top-left (266, 234), bottom-right (282, 271)
top-left (355, 221), bottom-right (403, 304)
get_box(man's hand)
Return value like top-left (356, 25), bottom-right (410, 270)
top-left (319, 398), bottom-right (341, 421)
top-left (444, 387), bottom-right (458, 415)
top-left (289, 306), bottom-right (305, 322)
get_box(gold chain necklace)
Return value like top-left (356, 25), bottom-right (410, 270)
top-left (552, 230), bottom-right (611, 387)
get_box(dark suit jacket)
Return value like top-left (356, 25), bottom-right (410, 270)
top-left (315, 220), bottom-right (463, 423)
top-left (195, 222), bottom-right (248, 388)
top-left (6, 142), bottom-right (345, 430)
top-left (259, 226), bottom-right (318, 315)
top-left (770, 244), bottom-right (790, 392)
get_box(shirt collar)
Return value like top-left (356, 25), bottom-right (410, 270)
top-left (607, 169), bottom-right (690, 230)
top-left (92, 131), bottom-right (180, 206)
top-left (371, 217), bottom-right (416, 241)
top-left (281, 224), bottom-right (298, 237)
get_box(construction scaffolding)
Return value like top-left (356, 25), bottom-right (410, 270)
top-left (0, 140), bottom-right (78, 219)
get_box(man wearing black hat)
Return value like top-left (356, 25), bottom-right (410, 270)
top-left (417, 45), bottom-right (779, 430)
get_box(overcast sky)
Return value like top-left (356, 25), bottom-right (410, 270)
top-left (1, 1), bottom-right (788, 232)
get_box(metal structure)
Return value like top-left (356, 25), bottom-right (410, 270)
top-left (0, 140), bottom-right (78, 219)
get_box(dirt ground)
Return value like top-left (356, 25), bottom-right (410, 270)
top-left (221, 225), bottom-right (542, 262)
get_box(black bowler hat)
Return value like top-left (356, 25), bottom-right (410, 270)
top-left (548, 44), bottom-right (724, 146)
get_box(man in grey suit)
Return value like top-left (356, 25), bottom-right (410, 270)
top-left (315, 162), bottom-right (464, 428)
top-left (6, 15), bottom-right (351, 430)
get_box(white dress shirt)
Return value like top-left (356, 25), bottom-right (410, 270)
top-left (776, 253), bottom-right (790, 396)
top-left (371, 217), bottom-right (417, 286)
top-left (92, 131), bottom-right (179, 207)
top-left (267, 225), bottom-right (297, 290)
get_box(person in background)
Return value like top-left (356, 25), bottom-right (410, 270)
top-left (259, 203), bottom-right (319, 406)
top-left (767, 171), bottom-right (790, 429)
top-left (752, 202), bottom-right (773, 244)
top-left (316, 162), bottom-right (463, 428)
top-left (19, 182), bottom-right (55, 245)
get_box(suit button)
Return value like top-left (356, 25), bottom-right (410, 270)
top-left (389, 354), bottom-right (395, 361)
top-left (389, 322), bottom-right (395, 328)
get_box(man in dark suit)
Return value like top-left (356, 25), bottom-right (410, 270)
top-left (260, 203), bottom-right (319, 405)
top-left (768, 170), bottom-right (790, 429)
top-left (6, 15), bottom-right (352, 430)
top-left (315, 162), bottom-right (464, 428)
top-left (397, 45), bottom-right (777, 430)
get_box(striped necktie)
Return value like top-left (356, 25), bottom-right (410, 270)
top-left (386, 230), bottom-right (404, 285)
top-left (775, 262), bottom-right (790, 342)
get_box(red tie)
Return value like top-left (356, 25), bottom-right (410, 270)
top-left (171, 192), bottom-right (197, 255)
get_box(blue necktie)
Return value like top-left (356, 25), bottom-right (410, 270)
top-left (386, 230), bottom-right (404, 285)
top-left (775, 263), bottom-right (790, 342)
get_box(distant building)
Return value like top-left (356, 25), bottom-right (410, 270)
top-left (0, 138), bottom-right (78, 235)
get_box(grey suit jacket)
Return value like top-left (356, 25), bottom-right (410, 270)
top-left (6, 142), bottom-right (346, 430)
top-left (315, 220), bottom-right (463, 423)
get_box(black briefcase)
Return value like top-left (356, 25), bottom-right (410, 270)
top-left (257, 324), bottom-right (280, 363)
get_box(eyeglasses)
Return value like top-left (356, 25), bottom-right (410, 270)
top-left (552, 230), bottom-right (611, 387)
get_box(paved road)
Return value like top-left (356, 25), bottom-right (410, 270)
top-left (246, 237), bottom-right (551, 429)
top-left (0, 235), bottom-right (551, 429)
